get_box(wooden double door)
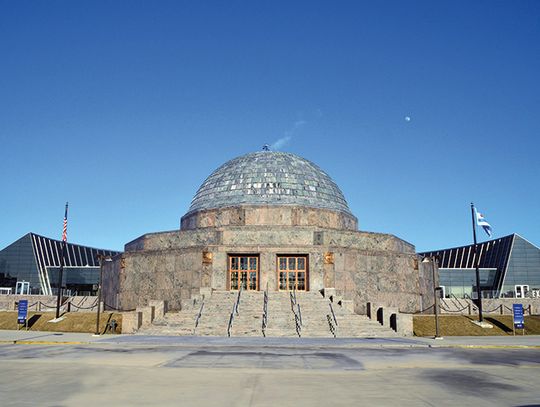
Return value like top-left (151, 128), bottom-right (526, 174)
top-left (228, 254), bottom-right (308, 291)
top-left (278, 255), bottom-right (308, 291)
top-left (229, 255), bottom-right (259, 291)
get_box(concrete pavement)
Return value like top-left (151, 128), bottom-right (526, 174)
top-left (0, 329), bottom-right (539, 348)
top-left (1, 330), bottom-right (539, 406)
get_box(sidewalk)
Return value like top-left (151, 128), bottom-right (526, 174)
top-left (0, 329), bottom-right (538, 348)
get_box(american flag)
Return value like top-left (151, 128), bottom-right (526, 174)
top-left (62, 202), bottom-right (69, 242)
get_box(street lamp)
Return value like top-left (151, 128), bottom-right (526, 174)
top-left (422, 256), bottom-right (443, 340)
top-left (95, 254), bottom-right (112, 336)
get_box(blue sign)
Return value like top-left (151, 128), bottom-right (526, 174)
top-left (17, 299), bottom-right (28, 325)
top-left (513, 303), bottom-right (524, 329)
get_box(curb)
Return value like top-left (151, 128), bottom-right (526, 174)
top-left (0, 340), bottom-right (91, 345)
top-left (429, 344), bottom-right (540, 349)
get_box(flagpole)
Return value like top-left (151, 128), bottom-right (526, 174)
top-left (55, 202), bottom-right (68, 319)
top-left (470, 202), bottom-right (483, 323)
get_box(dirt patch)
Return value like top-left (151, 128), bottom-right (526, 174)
top-left (0, 311), bottom-right (122, 334)
top-left (413, 314), bottom-right (540, 336)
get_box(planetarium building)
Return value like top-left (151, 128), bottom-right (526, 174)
top-left (104, 150), bottom-right (432, 316)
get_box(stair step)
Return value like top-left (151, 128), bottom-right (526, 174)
top-left (138, 290), bottom-right (397, 337)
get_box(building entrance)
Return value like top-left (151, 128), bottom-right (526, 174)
top-left (278, 255), bottom-right (308, 291)
top-left (229, 255), bottom-right (259, 290)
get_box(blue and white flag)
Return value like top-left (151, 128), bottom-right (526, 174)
top-left (475, 209), bottom-right (493, 237)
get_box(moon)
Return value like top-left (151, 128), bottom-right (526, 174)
top-left (404, 116), bottom-right (411, 122)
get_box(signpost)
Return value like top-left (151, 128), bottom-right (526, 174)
top-left (512, 303), bottom-right (525, 335)
top-left (17, 299), bottom-right (28, 330)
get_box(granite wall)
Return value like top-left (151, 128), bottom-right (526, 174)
top-left (106, 223), bottom-right (426, 313)
top-left (180, 205), bottom-right (358, 231)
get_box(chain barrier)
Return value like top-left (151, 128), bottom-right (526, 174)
top-left (70, 299), bottom-right (99, 310)
top-left (482, 305), bottom-right (503, 314)
top-left (439, 303), bottom-right (470, 313)
top-left (400, 304), bottom-right (435, 315)
top-left (103, 302), bottom-right (136, 312)
top-left (38, 301), bottom-right (58, 309)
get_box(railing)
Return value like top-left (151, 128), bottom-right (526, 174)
top-left (227, 285), bottom-right (243, 337)
top-left (195, 300), bottom-right (204, 329)
top-left (326, 314), bottom-right (336, 338)
top-left (329, 302), bottom-right (338, 327)
top-left (289, 287), bottom-right (302, 337)
top-left (262, 283), bottom-right (268, 337)
top-left (451, 293), bottom-right (468, 310)
top-left (235, 285), bottom-right (242, 316)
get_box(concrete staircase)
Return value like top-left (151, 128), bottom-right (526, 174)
top-left (139, 290), bottom-right (397, 337)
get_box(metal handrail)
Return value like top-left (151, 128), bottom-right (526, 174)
top-left (329, 302), bottom-right (338, 326)
top-left (227, 301), bottom-right (235, 337)
top-left (288, 287), bottom-right (301, 337)
top-left (326, 314), bottom-right (336, 338)
top-left (235, 285), bottom-right (242, 315)
top-left (262, 283), bottom-right (268, 337)
top-left (195, 301), bottom-right (204, 329)
top-left (294, 313), bottom-right (301, 337)
top-left (228, 285), bottom-right (243, 337)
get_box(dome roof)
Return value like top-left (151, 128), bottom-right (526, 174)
top-left (187, 151), bottom-right (352, 215)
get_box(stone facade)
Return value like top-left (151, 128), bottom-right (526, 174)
top-left (103, 150), bottom-right (431, 317)
top-left (103, 223), bottom-right (426, 313)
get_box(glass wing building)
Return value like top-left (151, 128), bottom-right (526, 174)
top-left (419, 234), bottom-right (540, 299)
top-left (0, 233), bottom-right (120, 296)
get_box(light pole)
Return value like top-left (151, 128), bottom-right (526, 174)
top-left (95, 254), bottom-right (112, 336)
top-left (422, 256), bottom-right (443, 340)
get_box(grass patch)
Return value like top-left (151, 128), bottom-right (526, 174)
top-left (0, 311), bottom-right (122, 334)
top-left (413, 314), bottom-right (540, 337)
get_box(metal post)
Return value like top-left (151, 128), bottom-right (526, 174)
top-left (95, 256), bottom-right (104, 335)
top-left (55, 202), bottom-right (69, 319)
top-left (432, 258), bottom-right (441, 339)
top-left (471, 203), bottom-right (483, 322)
top-left (94, 255), bottom-right (111, 336)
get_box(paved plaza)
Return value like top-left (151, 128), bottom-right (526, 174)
top-left (0, 332), bottom-right (539, 406)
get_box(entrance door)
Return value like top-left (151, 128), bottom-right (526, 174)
top-left (515, 285), bottom-right (529, 298)
top-left (278, 255), bottom-right (308, 291)
top-left (229, 255), bottom-right (259, 290)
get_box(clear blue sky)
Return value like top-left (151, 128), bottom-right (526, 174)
top-left (1, 1), bottom-right (539, 252)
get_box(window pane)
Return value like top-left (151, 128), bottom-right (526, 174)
top-left (240, 257), bottom-right (248, 270)
top-left (249, 257), bottom-right (257, 270)
top-left (249, 272), bottom-right (257, 290)
top-left (288, 258), bottom-right (296, 270)
top-left (231, 257), bottom-right (238, 270)
top-left (279, 258), bottom-right (287, 270)
top-left (297, 257), bottom-right (305, 270)
top-left (240, 272), bottom-right (248, 289)
top-left (297, 272), bottom-right (305, 290)
top-left (288, 272), bottom-right (295, 290)
top-left (231, 272), bottom-right (238, 289)
top-left (279, 272), bottom-right (287, 290)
